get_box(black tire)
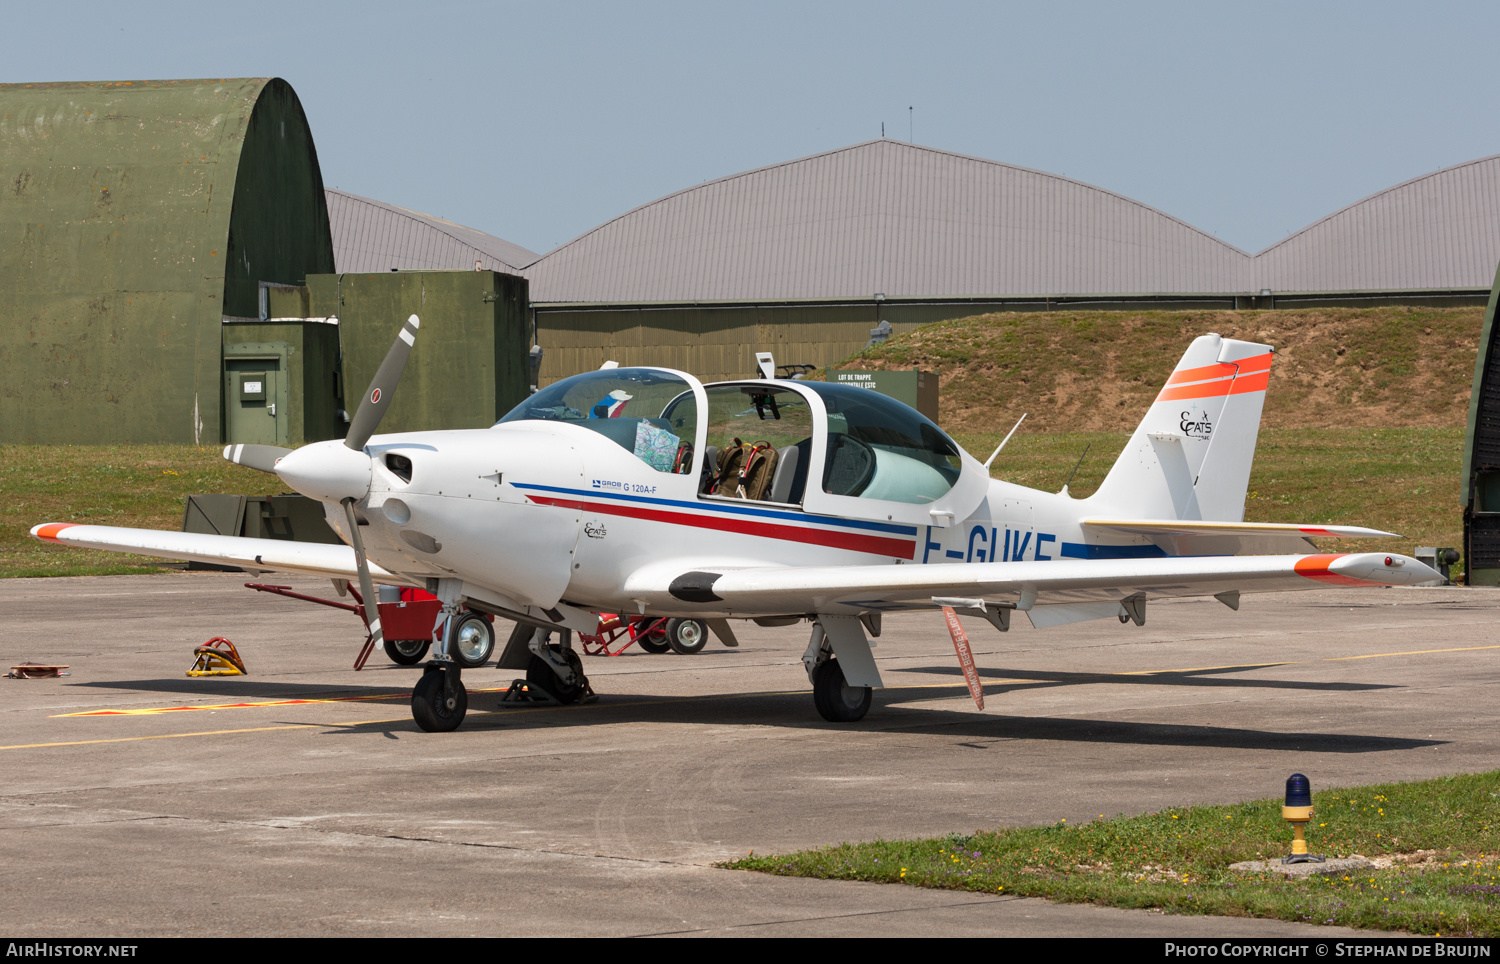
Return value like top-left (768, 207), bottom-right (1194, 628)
top-left (665, 617), bottom-right (709, 655)
top-left (411, 666), bottom-right (467, 732)
top-left (526, 651), bottom-right (586, 704)
top-left (384, 637), bottom-right (430, 666)
top-left (448, 611), bottom-right (495, 668)
top-left (812, 658), bottom-right (871, 723)
top-left (635, 619), bottom-right (671, 654)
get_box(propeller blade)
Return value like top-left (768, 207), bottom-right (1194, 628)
top-left (342, 498), bottom-right (385, 654)
top-left (222, 444), bottom-right (293, 474)
top-left (345, 314), bottom-right (421, 452)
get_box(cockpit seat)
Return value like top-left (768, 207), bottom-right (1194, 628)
top-left (769, 439), bottom-right (812, 504)
top-left (700, 445), bottom-right (718, 492)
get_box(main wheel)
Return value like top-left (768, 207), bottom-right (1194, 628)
top-left (812, 658), bottom-right (871, 723)
top-left (384, 637), bottom-right (430, 665)
top-left (449, 611), bottom-right (495, 668)
top-left (526, 650), bottom-right (586, 704)
top-left (411, 666), bottom-right (467, 732)
top-left (665, 617), bottom-right (709, 655)
top-left (635, 619), bottom-right (671, 653)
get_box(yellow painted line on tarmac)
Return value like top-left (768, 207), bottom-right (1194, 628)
top-left (52, 686), bottom-right (514, 718)
top-left (1323, 644), bottom-right (1500, 662)
top-left (1122, 661), bottom-right (1285, 676)
top-left (0, 724), bottom-right (320, 751)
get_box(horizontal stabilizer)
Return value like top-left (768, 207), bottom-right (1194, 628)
top-left (1082, 519), bottom-right (1398, 539)
top-left (1080, 518), bottom-right (1398, 557)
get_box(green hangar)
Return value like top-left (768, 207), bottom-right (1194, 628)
top-left (0, 78), bottom-right (333, 444)
top-left (0, 78), bottom-right (533, 446)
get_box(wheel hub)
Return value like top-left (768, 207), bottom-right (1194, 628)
top-left (455, 621), bottom-right (490, 661)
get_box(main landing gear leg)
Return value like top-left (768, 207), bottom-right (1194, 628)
top-left (802, 618), bottom-right (877, 723)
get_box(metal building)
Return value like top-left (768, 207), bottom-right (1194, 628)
top-left (0, 78), bottom-right (334, 443)
top-left (523, 141), bottom-right (1500, 384)
top-left (325, 189), bottom-right (537, 274)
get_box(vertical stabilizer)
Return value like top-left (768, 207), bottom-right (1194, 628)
top-left (1088, 334), bottom-right (1273, 522)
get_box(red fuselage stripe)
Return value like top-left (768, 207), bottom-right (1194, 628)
top-left (527, 495), bottom-right (917, 559)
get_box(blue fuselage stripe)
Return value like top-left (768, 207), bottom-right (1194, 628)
top-left (1060, 542), bottom-right (1167, 560)
top-left (511, 482), bottom-right (920, 536)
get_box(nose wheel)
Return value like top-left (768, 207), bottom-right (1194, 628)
top-left (412, 662), bottom-right (468, 732)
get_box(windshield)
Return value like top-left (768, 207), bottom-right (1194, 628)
top-left (497, 368), bottom-right (698, 474)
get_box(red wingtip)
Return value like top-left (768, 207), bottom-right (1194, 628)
top-left (32, 523), bottom-right (79, 543)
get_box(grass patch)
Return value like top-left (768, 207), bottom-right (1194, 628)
top-left (843, 305), bottom-right (1483, 434)
top-left (0, 444), bottom-right (263, 577)
top-left (724, 771), bottom-right (1500, 935)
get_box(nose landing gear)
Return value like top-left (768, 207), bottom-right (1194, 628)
top-left (412, 661), bottom-right (467, 732)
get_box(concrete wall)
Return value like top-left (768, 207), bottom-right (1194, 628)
top-left (306, 270), bottom-right (530, 434)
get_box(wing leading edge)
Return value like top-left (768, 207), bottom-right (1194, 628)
top-left (624, 552), bottom-right (1440, 620)
top-left (30, 523), bottom-right (394, 582)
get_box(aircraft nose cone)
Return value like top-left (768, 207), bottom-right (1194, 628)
top-left (274, 440), bottom-right (372, 504)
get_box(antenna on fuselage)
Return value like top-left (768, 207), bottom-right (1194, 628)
top-left (982, 413), bottom-right (1027, 472)
top-left (1060, 442), bottom-right (1092, 495)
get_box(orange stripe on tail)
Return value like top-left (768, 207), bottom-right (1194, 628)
top-left (1155, 353), bottom-right (1274, 402)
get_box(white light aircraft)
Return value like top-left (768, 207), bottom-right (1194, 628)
top-left (33, 316), bottom-right (1439, 731)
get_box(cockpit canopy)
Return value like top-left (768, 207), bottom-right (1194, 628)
top-left (498, 365), bottom-right (986, 527)
top-left (684, 382), bottom-right (962, 505)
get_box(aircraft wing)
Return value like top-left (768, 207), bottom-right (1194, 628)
top-left (625, 552), bottom-right (1439, 625)
top-left (1079, 518), bottom-right (1398, 556)
top-left (30, 523), bottom-right (398, 582)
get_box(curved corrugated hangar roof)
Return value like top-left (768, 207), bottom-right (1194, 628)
top-left (1255, 155), bottom-right (1500, 293)
top-left (527, 140), bottom-right (1500, 303)
top-left (326, 188), bottom-right (538, 274)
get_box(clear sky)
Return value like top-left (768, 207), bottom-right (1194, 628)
top-left (7, 1), bottom-right (1499, 258)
